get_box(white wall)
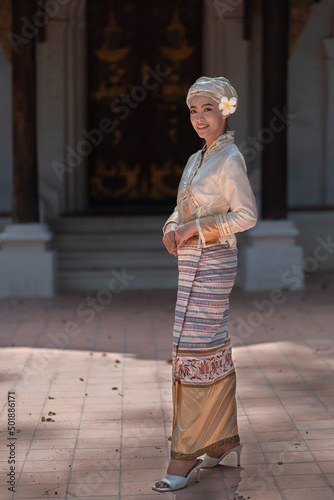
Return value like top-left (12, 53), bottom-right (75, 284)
top-left (288, 0), bottom-right (334, 208)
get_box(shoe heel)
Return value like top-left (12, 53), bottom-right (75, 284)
top-left (196, 468), bottom-right (201, 483)
top-left (235, 444), bottom-right (243, 466)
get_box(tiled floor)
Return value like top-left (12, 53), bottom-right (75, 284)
top-left (0, 272), bottom-right (334, 499)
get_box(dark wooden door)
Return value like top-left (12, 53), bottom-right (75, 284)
top-left (87, 0), bottom-right (202, 214)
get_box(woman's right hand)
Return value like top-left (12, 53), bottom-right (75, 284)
top-left (162, 222), bottom-right (178, 257)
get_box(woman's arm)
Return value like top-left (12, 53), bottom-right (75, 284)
top-left (162, 207), bottom-right (179, 256)
top-left (196, 153), bottom-right (257, 245)
top-left (162, 206), bottom-right (179, 235)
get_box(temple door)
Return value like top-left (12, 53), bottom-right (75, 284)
top-left (87, 0), bottom-right (202, 214)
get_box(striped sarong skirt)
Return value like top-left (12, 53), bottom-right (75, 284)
top-left (171, 244), bottom-right (240, 460)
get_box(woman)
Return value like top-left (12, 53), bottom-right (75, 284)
top-left (152, 76), bottom-right (257, 493)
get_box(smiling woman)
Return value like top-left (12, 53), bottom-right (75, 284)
top-left (189, 97), bottom-right (226, 148)
top-left (153, 76), bottom-right (257, 493)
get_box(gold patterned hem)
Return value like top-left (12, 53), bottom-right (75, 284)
top-left (175, 370), bottom-right (236, 389)
top-left (171, 434), bottom-right (240, 460)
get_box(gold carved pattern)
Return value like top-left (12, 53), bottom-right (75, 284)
top-left (152, 5), bottom-right (196, 201)
top-left (150, 161), bottom-right (184, 199)
top-left (90, 5), bottom-right (134, 201)
top-left (90, 158), bottom-right (141, 200)
top-left (93, 6), bottom-right (130, 103)
top-left (160, 8), bottom-right (195, 62)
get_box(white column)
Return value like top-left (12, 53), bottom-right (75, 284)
top-left (202, 0), bottom-right (250, 143)
top-left (241, 220), bottom-right (304, 291)
top-left (0, 224), bottom-right (57, 297)
top-left (322, 37), bottom-right (334, 205)
top-left (37, 0), bottom-right (87, 216)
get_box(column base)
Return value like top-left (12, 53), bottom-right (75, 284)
top-left (0, 223), bottom-right (57, 297)
top-left (241, 220), bottom-right (304, 291)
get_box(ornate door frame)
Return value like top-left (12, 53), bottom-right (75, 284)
top-left (38, 0), bottom-right (247, 216)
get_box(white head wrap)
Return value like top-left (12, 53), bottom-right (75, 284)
top-left (186, 76), bottom-right (238, 111)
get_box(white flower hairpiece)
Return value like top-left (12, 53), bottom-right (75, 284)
top-left (218, 96), bottom-right (237, 116)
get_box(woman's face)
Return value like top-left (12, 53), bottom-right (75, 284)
top-left (189, 95), bottom-right (227, 147)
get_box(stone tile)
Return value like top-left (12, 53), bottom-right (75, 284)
top-left (121, 496), bottom-right (174, 500)
top-left (275, 474), bottom-right (328, 489)
top-left (176, 494), bottom-right (229, 500)
top-left (1, 279), bottom-right (334, 498)
top-left (270, 462), bottom-right (322, 475)
top-left (67, 481), bottom-right (118, 496)
top-left (7, 483), bottom-right (67, 499)
top-left (121, 446), bottom-right (168, 459)
top-left (227, 491), bottom-right (282, 500)
top-left (319, 462), bottom-right (334, 473)
top-left (306, 438), bottom-right (334, 451)
top-left (76, 438), bottom-right (120, 449)
top-left (312, 450), bottom-right (334, 461)
top-left (325, 474), bottom-right (334, 486)
top-left (121, 457), bottom-right (169, 470)
top-left (236, 453), bottom-right (267, 465)
top-left (29, 438), bottom-right (76, 449)
top-left (295, 420), bottom-right (334, 430)
top-left (292, 412), bottom-right (333, 422)
top-left (19, 471), bottom-right (70, 484)
top-left (18, 460), bottom-right (72, 473)
top-left (264, 451), bottom-right (315, 463)
top-left (224, 475), bottom-right (277, 491)
top-left (222, 463), bottom-right (272, 477)
top-left (255, 430), bottom-right (302, 442)
top-left (281, 488), bottom-right (334, 500)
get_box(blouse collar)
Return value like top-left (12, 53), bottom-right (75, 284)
top-left (202, 131), bottom-right (235, 158)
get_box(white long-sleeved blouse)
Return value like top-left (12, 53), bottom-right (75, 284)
top-left (163, 131), bottom-right (257, 248)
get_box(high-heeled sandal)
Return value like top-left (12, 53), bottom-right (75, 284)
top-left (201, 443), bottom-right (243, 468)
top-left (152, 458), bottom-right (203, 492)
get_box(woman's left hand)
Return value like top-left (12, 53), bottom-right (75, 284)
top-left (174, 221), bottom-right (199, 248)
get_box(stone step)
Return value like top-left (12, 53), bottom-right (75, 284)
top-left (50, 215), bottom-right (167, 233)
top-left (50, 216), bottom-right (177, 291)
top-left (58, 250), bottom-right (176, 270)
top-left (52, 234), bottom-right (165, 251)
top-left (58, 268), bottom-right (178, 291)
